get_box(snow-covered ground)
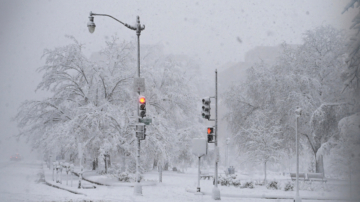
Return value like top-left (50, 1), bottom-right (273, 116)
top-left (0, 159), bottom-right (357, 202)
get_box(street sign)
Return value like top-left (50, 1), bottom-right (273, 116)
top-left (133, 78), bottom-right (145, 92)
top-left (139, 118), bottom-right (152, 125)
top-left (192, 138), bottom-right (208, 157)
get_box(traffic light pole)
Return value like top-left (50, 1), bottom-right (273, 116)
top-left (134, 16), bottom-right (144, 196)
top-left (212, 69), bottom-right (221, 200)
top-left (86, 12), bottom-right (144, 196)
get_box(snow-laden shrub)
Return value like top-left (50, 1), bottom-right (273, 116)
top-left (284, 181), bottom-right (294, 191)
top-left (254, 179), bottom-right (264, 186)
top-left (218, 174), bottom-right (237, 186)
top-left (266, 180), bottom-right (280, 190)
top-left (36, 169), bottom-right (45, 183)
top-left (232, 178), bottom-right (241, 187)
top-left (111, 170), bottom-right (143, 182)
top-left (241, 181), bottom-right (254, 189)
top-left (133, 173), bottom-right (143, 182)
top-left (218, 175), bottom-right (228, 186)
top-left (117, 172), bottom-right (131, 182)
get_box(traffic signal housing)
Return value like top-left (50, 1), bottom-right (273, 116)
top-left (202, 97), bottom-right (211, 120)
top-left (139, 96), bottom-right (146, 118)
top-left (207, 127), bottom-right (215, 143)
top-left (136, 124), bottom-right (145, 140)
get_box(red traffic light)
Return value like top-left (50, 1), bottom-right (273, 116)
top-left (207, 127), bottom-right (213, 135)
top-left (139, 96), bottom-right (146, 104)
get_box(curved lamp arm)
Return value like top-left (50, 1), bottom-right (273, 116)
top-left (89, 11), bottom-right (145, 33)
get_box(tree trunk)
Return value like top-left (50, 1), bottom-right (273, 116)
top-left (158, 164), bottom-right (162, 183)
top-left (164, 162), bottom-right (169, 171)
top-left (263, 161), bottom-right (267, 184)
top-left (104, 157), bottom-right (107, 174)
top-left (153, 158), bottom-right (158, 170)
top-left (121, 155), bottom-right (126, 172)
top-left (95, 157), bottom-right (98, 169)
top-left (315, 154), bottom-right (324, 175)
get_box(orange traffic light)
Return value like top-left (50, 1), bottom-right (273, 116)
top-left (207, 127), bottom-right (214, 135)
top-left (139, 96), bottom-right (146, 118)
top-left (139, 97), bottom-right (146, 104)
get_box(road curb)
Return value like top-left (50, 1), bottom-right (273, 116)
top-left (79, 171), bottom-right (157, 187)
top-left (185, 188), bottom-right (357, 201)
top-left (42, 164), bottom-right (87, 196)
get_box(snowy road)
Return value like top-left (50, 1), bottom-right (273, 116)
top-left (0, 160), bottom-right (78, 201)
top-left (0, 160), bottom-right (355, 202)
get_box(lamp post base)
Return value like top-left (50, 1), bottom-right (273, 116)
top-left (294, 196), bottom-right (302, 202)
top-left (212, 187), bottom-right (221, 200)
top-left (134, 183), bottom-right (142, 196)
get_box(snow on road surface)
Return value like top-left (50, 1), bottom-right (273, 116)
top-left (0, 160), bottom-right (355, 202)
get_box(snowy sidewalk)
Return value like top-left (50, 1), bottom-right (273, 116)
top-left (42, 164), bottom-right (94, 196)
top-left (81, 170), bottom-right (157, 187)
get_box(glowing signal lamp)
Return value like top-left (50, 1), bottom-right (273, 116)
top-left (207, 127), bottom-right (213, 135)
top-left (207, 127), bottom-right (215, 143)
top-left (139, 96), bottom-right (146, 118)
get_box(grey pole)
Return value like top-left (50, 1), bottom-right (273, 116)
top-left (226, 137), bottom-right (230, 169)
top-left (134, 16), bottom-right (143, 196)
top-left (88, 12), bottom-right (144, 195)
top-left (295, 107), bottom-right (302, 202)
top-left (212, 69), bottom-right (221, 200)
top-left (197, 156), bottom-right (201, 192)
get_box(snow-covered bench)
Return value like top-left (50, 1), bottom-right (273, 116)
top-left (200, 172), bottom-right (213, 180)
top-left (290, 173), bottom-right (306, 181)
top-left (306, 173), bottom-right (327, 183)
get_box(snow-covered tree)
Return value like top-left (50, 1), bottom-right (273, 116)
top-left (328, 113), bottom-right (360, 198)
top-left (342, 0), bottom-right (360, 90)
top-left (237, 112), bottom-right (282, 184)
top-left (14, 36), bottom-right (203, 171)
top-left (225, 25), bottom-right (350, 175)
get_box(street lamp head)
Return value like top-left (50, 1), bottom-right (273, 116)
top-left (295, 107), bottom-right (302, 117)
top-left (87, 12), bottom-right (96, 33)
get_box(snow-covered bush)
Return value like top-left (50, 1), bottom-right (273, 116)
top-left (218, 175), bottom-right (229, 186)
top-left (241, 181), bottom-right (254, 189)
top-left (36, 169), bottom-right (45, 183)
top-left (110, 170), bottom-right (143, 182)
top-left (117, 172), bottom-right (131, 182)
top-left (218, 174), bottom-right (238, 186)
top-left (232, 178), bottom-right (241, 187)
top-left (284, 181), bottom-right (294, 191)
top-left (266, 180), bottom-right (280, 190)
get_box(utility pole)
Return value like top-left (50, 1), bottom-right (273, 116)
top-left (87, 12), bottom-right (145, 195)
top-left (212, 69), bottom-right (221, 200)
top-left (295, 107), bottom-right (302, 202)
top-left (134, 16), bottom-right (144, 195)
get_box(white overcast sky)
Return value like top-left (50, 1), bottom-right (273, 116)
top-left (0, 0), bottom-right (357, 157)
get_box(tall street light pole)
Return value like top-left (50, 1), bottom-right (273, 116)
top-left (212, 69), bottom-right (221, 200)
top-left (87, 11), bottom-right (145, 196)
top-left (295, 107), bottom-right (302, 202)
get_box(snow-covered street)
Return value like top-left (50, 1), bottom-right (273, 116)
top-left (0, 159), bottom-right (356, 202)
top-left (1, 1), bottom-right (360, 202)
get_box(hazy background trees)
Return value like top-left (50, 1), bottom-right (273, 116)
top-left (224, 24), bottom-right (356, 177)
